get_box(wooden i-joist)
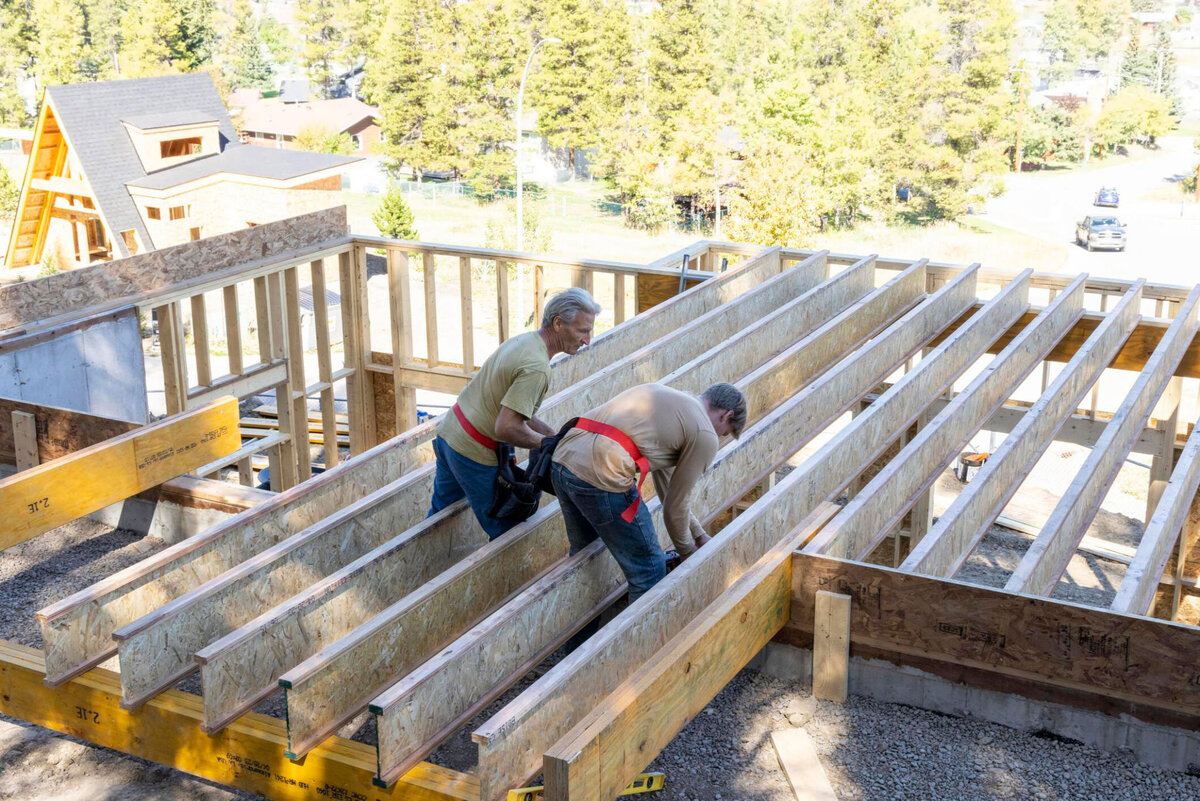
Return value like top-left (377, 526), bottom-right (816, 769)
top-left (5, 223), bottom-right (1200, 801)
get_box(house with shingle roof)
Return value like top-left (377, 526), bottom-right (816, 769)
top-left (238, 97), bottom-right (381, 156)
top-left (5, 73), bottom-right (360, 270)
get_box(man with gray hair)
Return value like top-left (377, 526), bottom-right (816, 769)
top-left (428, 287), bottom-right (601, 539)
top-left (550, 382), bottom-right (747, 603)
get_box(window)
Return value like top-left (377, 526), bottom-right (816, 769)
top-left (190, 227), bottom-right (202, 241)
top-left (146, 206), bottom-right (161, 220)
top-left (120, 230), bottom-right (139, 255)
top-left (169, 205), bottom-right (188, 220)
top-left (160, 137), bottom-right (202, 158)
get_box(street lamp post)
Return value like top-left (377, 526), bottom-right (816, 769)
top-left (516, 37), bottom-right (561, 253)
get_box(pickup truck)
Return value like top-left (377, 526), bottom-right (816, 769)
top-left (1075, 215), bottom-right (1126, 252)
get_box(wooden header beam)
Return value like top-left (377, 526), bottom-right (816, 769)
top-left (0, 640), bottom-right (474, 801)
top-left (0, 396), bottom-right (239, 549)
top-left (786, 556), bottom-right (1200, 725)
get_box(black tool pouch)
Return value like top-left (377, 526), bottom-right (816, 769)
top-left (488, 443), bottom-right (541, 522)
top-left (525, 417), bottom-right (579, 496)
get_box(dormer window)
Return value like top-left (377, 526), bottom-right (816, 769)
top-left (161, 137), bottom-right (202, 158)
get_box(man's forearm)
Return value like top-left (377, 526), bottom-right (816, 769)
top-left (529, 416), bottom-right (556, 437)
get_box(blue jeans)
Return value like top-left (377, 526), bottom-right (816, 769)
top-left (550, 462), bottom-right (665, 604)
top-left (428, 436), bottom-right (516, 540)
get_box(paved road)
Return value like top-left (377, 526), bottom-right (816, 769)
top-left (982, 135), bottom-right (1200, 287)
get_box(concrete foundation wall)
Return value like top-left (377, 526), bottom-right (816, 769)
top-left (752, 640), bottom-right (1200, 776)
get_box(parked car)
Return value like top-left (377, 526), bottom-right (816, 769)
top-left (1094, 187), bottom-right (1119, 207)
top-left (1075, 215), bottom-right (1126, 252)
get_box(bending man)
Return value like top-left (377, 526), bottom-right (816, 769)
top-left (429, 288), bottom-right (601, 539)
top-left (551, 382), bottom-right (747, 602)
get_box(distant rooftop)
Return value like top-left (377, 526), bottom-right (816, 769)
top-left (238, 97), bottom-right (380, 137)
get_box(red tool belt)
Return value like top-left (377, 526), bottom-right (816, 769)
top-left (453, 403), bottom-right (499, 450)
top-left (575, 417), bottom-right (650, 523)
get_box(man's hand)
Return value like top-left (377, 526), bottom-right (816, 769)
top-left (694, 531), bottom-right (712, 549)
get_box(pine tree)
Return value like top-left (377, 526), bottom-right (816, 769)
top-left (119, 0), bottom-right (180, 77)
top-left (1121, 28), bottom-right (1156, 89)
top-left (372, 187), bottom-right (419, 240)
top-left (170, 0), bottom-right (216, 70)
top-left (32, 0), bottom-right (87, 86)
top-left (455, 0), bottom-right (521, 194)
top-left (0, 162), bottom-right (19, 218)
top-left (365, 0), bottom-right (459, 178)
top-left (529, 0), bottom-right (632, 180)
top-left (236, 38), bottom-right (275, 91)
top-left (337, 0), bottom-right (380, 67)
top-left (0, 3), bottom-right (31, 124)
top-left (646, 0), bottom-right (712, 146)
top-left (297, 0), bottom-right (341, 98)
top-left (80, 0), bottom-right (126, 78)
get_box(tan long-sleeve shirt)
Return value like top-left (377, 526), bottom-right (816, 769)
top-left (552, 384), bottom-right (718, 556)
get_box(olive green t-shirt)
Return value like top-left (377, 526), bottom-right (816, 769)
top-left (437, 330), bottom-right (551, 465)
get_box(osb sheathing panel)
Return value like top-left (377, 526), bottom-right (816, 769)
top-left (379, 268), bottom-right (970, 792)
top-left (902, 286), bottom-right (1144, 580)
top-left (197, 498), bottom-right (487, 732)
top-left (0, 207), bottom-right (349, 332)
top-left (814, 272), bottom-right (1050, 562)
top-left (370, 265), bottom-right (914, 777)
top-left (471, 268), bottom-right (983, 800)
top-left (281, 508), bottom-right (574, 757)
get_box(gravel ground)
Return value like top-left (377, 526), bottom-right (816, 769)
top-left (0, 518), bottom-right (171, 648)
top-left (647, 669), bottom-right (1200, 801)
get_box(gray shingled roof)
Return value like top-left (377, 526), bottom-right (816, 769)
top-left (125, 144), bottom-right (359, 190)
top-left (122, 110), bottom-right (220, 130)
top-left (46, 74), bottom-right (238, 255)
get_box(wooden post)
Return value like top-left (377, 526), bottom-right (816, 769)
top-left (222, 285), bottom-right (243, 377)
top-left (497, 261), bottom-right (511, 343)
top-left (253, 276), bottom-right (272, 362)
top-left (341, 246), bottom-right (376, 455)
top-left (12, 411), bottom-right (38, 472)
top-left (310, 258), bottom-right (339, 470)
top-left (190, 294), bottom-right (212, 389)
top-left (459, 256), bottom-right (474, 374)
top-left (266, 271), bottom-right (298, 490)
top-left (812, 591), bottom-right (850, 703)
top-left (388, 249), bottom-right (418, 434)
top-left (614, 273), bottom-right (626, 326)
top-left (157, 302), bottom-right (189, 416)
top-left (423, 251), bottom-right (439, 367)
top-left (283, 266), bottom-right (311, 482)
